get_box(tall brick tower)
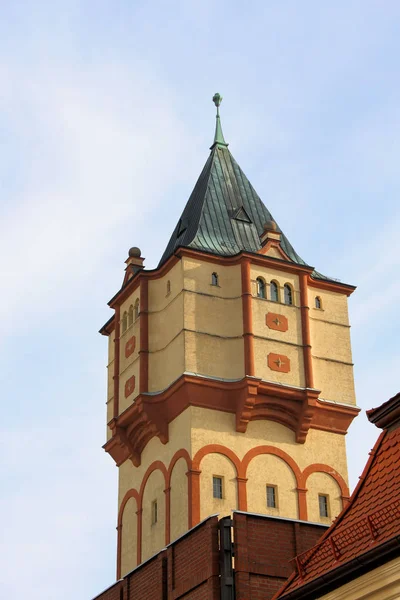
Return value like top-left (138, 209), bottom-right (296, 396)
top-left (100, 94), bottom-right (359, 579)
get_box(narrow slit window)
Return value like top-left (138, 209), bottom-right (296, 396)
top-left (315, 296), bottom-right (322, 309)
top-left (211, 272), bottom-right (219, 287)
top-left (270, 281), bottom-right (279, 302)
top-left (257, 277), bottom-right (266, 299)
top-left (134, 299), bottom-right (140, 320)
top-left (319, 494), bottom-right (329, 518)
top-left (284, 284), bottom-right (293, 305)
top-left (151, 499), bottom-right (158, 524)
top-left (266, 485), bottom-right (277, 508)
top-left (166, 280), bottom-right (171, 295)
top-left (213, 476), bottom-right (223, 499)
top-left (128, 305), bottom-right (134, 327)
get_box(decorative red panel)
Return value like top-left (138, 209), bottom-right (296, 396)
top-left (124, 375), bottom-right (136, 398)
top-left (267, 352), bottom-right (291, 373)
top-left (125, 335), bottom-right (136, 358)
top-left (266, 313), bottom-right (288, 332)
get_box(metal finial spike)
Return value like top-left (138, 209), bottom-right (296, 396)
top-left (211, 92), bottom-right (228, 149)
top-left (213, 92), bottom-right (223, 110)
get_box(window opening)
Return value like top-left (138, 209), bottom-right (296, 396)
top-left (134, 299), bottom-right (140, 320)
top-left (122, 312), bottom-right (128, 333)
top-left (315, 296), bottom-right (322, 309)
top-left (256, 277), bottom-right (266, 299)
top-left (211, 272), bottom-right (219, 287)
top-left (319, 494), bottom-right (329, 518)
top-left (166, 280), bottom-right (171, 295)
top-left (151, 499), bottom-right (158, 524)
top-left (270, 281), bottom-right (279, 302)
top-left (128, 305), bottom-right (134, 327)
top-left (213, 476), bottom-right (223, 499)
top-left (266, 485), bottom-right (277, 508)
top-left (284, 284), bottom-right (293, 305)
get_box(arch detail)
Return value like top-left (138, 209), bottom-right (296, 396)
top-left (117, 488), bottom-right (140, 579)
top-left (301, 463), bottom-right (349, 498)
top-left (167, 448), bottom-right (192, 487)
top-left (242, 445), bottom-right (302, 486)
top-left (192, 444), bottom-right (241, 476)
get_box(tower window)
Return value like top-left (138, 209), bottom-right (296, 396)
top-left (315, 296), bottom-right (322, 309)
top-left (128, 305), bottom-right (134, 327)
top-left (213, 476), bottom-right (223, 499)
top-left (151, 499), bottom-right (158, 525)
top-left (166, 280), bottom-right (171, 295)
top-left (266, 485), bottom-right (277, 508)
top-left (270, 281), bottom-right (279, 302)
top-left (256, 277), bottom-right (266, 299)
top-left (283, 284), bottom-right (293, 306)
top-left (134, 299), bottom-right (140, 320)
top-left (122, 312), bottom-right (128, 333)
top-left (211, 272), bottom-right (219, 287)
top-left (319, 494), bottom-right (329, 518)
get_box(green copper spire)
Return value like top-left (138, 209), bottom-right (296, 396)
top-left (211, 92), bottom-right (228, 148)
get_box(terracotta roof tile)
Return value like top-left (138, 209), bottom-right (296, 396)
top-left (274, 392), bottom-right (400, 599)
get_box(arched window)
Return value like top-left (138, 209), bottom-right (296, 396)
top-left (134, 299), bottom-right (140, 320)
top-left (283, 284), bottom-right (293, 306)
top-left (211, 272), bottom-right (219, 286)
top-left (256, 277), bottom-right (266, 299)
top-left (166, 280), bottom-right (171, 295)
top-left (122, 312), bottom-right (128, 333)
top-left (128, 305), bottom-right (134, 327)
top-left (315, 296), bottom-right (322, 309)
top-left (270, 281), bottom-right (279, 302)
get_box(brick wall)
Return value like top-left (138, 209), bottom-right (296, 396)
top-left (92, 513), bottom-right (326, 600)
top-left (233, 512), bottom-right (327, 600)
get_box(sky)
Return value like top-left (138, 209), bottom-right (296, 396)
top-left (1, 2), bottom-right (400, 599)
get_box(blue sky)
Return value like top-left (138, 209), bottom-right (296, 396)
top-left (1, 2), bottom-right (400, 599)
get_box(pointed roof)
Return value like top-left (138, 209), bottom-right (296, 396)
top-left (273, 391), bottom-right (400, 600)
top-left (158, 96), bottom-right (312, 271)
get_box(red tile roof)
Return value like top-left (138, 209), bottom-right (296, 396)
top-left (274, 392), bottom-right (400, 600)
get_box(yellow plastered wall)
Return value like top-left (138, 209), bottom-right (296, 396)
top-left (306, 471), bottom-right (343, 524)
top-left (313, 358), bottom-right (355, 404)
top-left (119, 359), bottom-right (140, 414)
top-left (246, 454), bottom-right (298, 518)
top-left (253, 298), bottom-right (302, 345)
top-left (141, 469), bottom-right (166, 562)
top-left (185, 331), bottom-right (244, 379)
top-left (184, 291), bottom-right (243, 337)
top-left (191, 408), bottom-right (348, 524)
top-left (149, 332), bottom-right (185, 392)
top-left (120, 497), bottom-right (137, 576)
top-left (170, 458), bottom-right (189, 542)
top-left (199, 453), bottom-right (238, 521)
top-left (250, 265), bottom-right (300, 306)
top-left (254, 337), bottom-right (305, 387)
top-left (118, 409), bottom-right (192, 576)
top-left (319, 556), bottom-right (400, 600)
top-left (149, 293), bottom-right (183, 352)
top-left (148, 260), bottom-right (183, 313)
top-left (183, 257), bottom-right (242, 297)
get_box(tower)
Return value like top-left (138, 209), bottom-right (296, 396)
top-left (100, 95), bottom-right (359, 579)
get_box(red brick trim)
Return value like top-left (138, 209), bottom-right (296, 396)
top-left (300, 463), bottom-right (350, 501)
top-left (299, 273), bottom-right (314, 389)
top-left (242, 446), bottom-right (304, 519)
top-left (113, 305), bottom-right (121, 418)
top-left (139, 279), bottom-right (149, 394)
top-left (241, 258), bottom-right (255, 376)
top-left (117, 489), bottom-right (140, 579)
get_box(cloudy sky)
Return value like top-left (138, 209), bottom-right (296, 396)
top-left (1, 2), bottom-right (400, 599)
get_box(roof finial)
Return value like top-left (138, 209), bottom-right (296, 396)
top-left (211, 92), bottom-right (228, 148)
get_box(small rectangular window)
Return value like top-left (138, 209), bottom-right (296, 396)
top-left (319, 494), bottom-right (329, 518)
top-left (151, 499), bottom-right (158, 524)
top-left (213, 476), bottom-right (223, 499)
top-left (266, 485), bottom-right (277, 508)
